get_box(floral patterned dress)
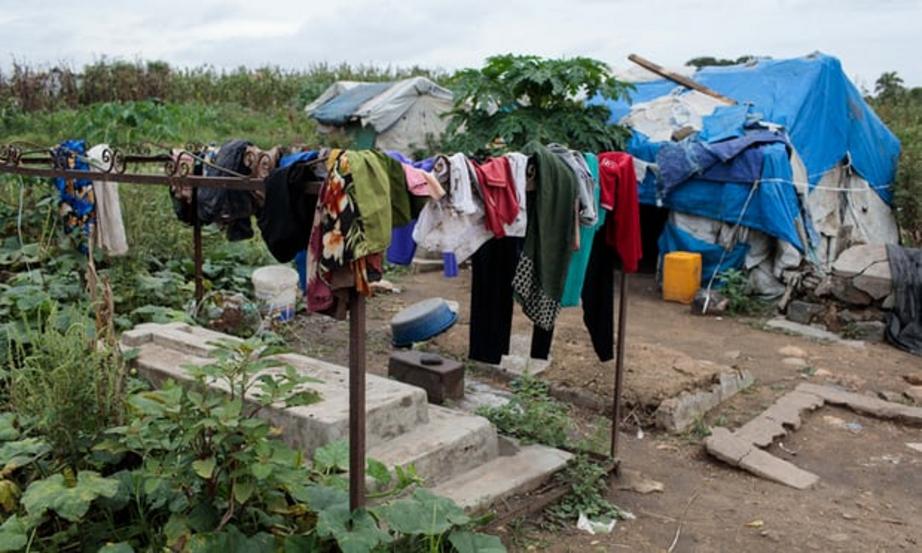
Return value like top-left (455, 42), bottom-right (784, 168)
top-left (306, 150), bottom-right (382, 317)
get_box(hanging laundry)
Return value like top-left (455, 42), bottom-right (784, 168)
top-left (512, 142), bottom-right (580, 330)
top-left (598, 152), bottom-right (643, 273)
top-left (347, 149), bottom-right (413, 255)
top-left (503, 153), bottom-right (529, 237)
top-left (259, 156), bottom-right (323, 263)
top-left (412, 154), bottom-right (493, 265)
top-left (531, 224), bottom-right (617, 362)
top-left (307, 150), bottom-right (383, 318)
top-left (385, 151), bottom-right (437, 171)
top-left (86, 144), bottom-right (128, 256)
top-left (469, 237), bottom-right (523, 364)
top-left (548, 143), bottom-right (597, 227)
top-left (472, 156), bottom-right (520, 237)
top-left (51, 140), bottom-right (95, 252)
top-left (201, 139), bottom-right (259, 241)
top-left (560, 153), bottom-right (606, 307)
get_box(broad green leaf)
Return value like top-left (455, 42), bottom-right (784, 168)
top-left (21, 470), bottom-right (120, 521)
top-left (192, 457), bottom-right (216, 479)
top-left (185, 525), bottom-right (276, 553)
top-left (0, 438), bottom-right (51, 473)
top-left (448, 530), bottom-right (507, 553)
top-left (251, 463), bottom-right (272, 480)
top-left (0, 515), bottom-right (28, 552)
top-left (290, 484), bottom-right (347, 511)
top-left (282, 534), bottom-right (321, 552)
top-left (366, 458), bottom-right (391, 487)
top-left (233, 479), bottom-right (255, 504)
top-left (98, 543), bottom-right (135, 553)
top-left (0, 415), bottom-right (19, 441)
top-left (316, 505), bottom-right (390, 553)
top-left (376, 489), bottom-right (469, 535)
top-left (313, 440), bottom-right (348, 472)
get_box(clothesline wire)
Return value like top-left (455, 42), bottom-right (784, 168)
top-left (701, 179), bottom-right (760, 314)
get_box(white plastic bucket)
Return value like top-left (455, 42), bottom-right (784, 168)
top-left (251, 265), bottom-right (299, 322)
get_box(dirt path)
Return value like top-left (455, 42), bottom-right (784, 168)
top-left (282, 267), bottom-right (922, 552)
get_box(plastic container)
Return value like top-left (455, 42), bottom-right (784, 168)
top-left (251, 265), bottom-right (300, 321)
top-left (662, 251), bottom-right (702, 304)
top-left (391, 297), bottom-right (458, 347)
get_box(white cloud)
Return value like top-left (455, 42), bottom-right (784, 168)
top-left (0, 0), bottom-right (918, 86)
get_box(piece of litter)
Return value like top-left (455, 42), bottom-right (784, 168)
top-left (618, 469), bottom-right (664, 494)
top-left (745, 519), bottom-right (764, 529)
top-left (906, 443), bottom-right (922, 453)
top-left (577, 512), bottom-right (616, 535)
top-left (845, 422), bottom-right (863, 433)
top-left (778, 442), bottom-right (799, 456)
top-left (656, 443), bottom-right (680, 452)
top-left (636, 428), bottom-right (645, 440)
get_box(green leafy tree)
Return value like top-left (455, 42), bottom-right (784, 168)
top-left (443, 54), bottom-right (632, 153)
top-left (875, 71), bottom-right (906, 101)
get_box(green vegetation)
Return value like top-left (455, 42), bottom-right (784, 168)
top-left (477, 374), bottom-right (629, 526)
top-left (715, 268), bottom-right (768, 316)
top-left (477, 375), bottom-right (570, 448)
top-left (444, 54), bottom-right (632, 153)
top-left (871, 72), bottom-right (922, 245)
top-left (0, 326), bottom-right (501, 551)
top-left (0, 60), bottom-right (447, 113)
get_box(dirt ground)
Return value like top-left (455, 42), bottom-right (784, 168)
top-left (282, 267), bottom-right (922, 552)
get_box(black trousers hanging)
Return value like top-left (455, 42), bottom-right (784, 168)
top-left (469, 238), bottom-right (523, 364)
top-left (531, 225), bottom-right (616, 362)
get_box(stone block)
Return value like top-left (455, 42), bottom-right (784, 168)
top-left (830, 276), bottom-right (873, 306)
top-left (832, 244), bottom-right (888, 278)
top-left (705, 428), bottom-right (819, 490)
top-left (738, 447), bottom-right (819, 490)
top-left (388, 351), bottom-right (464, 404)
top-left (656, 370), bottom-right (754, 433)
top-left (849, 321), bottom-right (886, 342)
top-left (785, 300), bottom-right (824, 325)
top-left (852, 260), bottom-right (892, 300)
top-left (735, 416), bottom-right (787, 448)
top-left (797, 383), bottom-right (922, 425)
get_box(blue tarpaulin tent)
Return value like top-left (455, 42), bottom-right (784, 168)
top-left (590, 53), bottom-right (901, 285)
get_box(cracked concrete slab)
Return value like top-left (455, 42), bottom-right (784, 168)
top-left (706, 383), bottom-right (922, 490)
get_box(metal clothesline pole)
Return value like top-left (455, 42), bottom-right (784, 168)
top-left (348, 291), bottom-right (367, 510)
top-left (611, 271), bottom-right (629, 460)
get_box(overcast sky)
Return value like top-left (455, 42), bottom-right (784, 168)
top-left (1, 0), bottom-right (919, 88)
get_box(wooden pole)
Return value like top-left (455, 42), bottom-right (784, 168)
top-left (348, 290), bottom-right (367, 510)
top-left (627, 54), bottom-right (736, 105)
top-left (610, 271), bottom-right (629, 459)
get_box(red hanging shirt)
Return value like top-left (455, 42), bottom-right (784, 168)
top-left (598, 152), bottom-right (642, 273)
top-left (472, 157), bottom-right (520, 238)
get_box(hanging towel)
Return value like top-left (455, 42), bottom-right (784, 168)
top-left (86, 144), bottom-right (128, 256)
top-left (512, 142), bottom-right (579, 330)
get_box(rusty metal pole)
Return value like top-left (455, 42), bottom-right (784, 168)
top-left (191, 185), bottom-right (204, 303)
top-left (348, 290), bottom-right (367, 510)
top-left (611, 271), bottom-right (629, 459)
